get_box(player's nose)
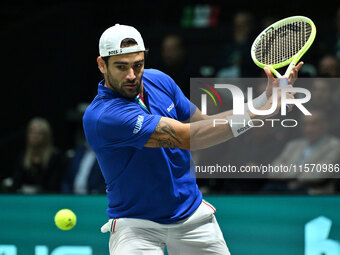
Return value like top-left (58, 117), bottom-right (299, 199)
top-left (126, 68), bottom-right (136, 80)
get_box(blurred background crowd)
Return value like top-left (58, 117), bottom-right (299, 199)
top-left (1, 1), bottom-right (340, 195)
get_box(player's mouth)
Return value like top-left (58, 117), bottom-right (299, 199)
top-left (124, 83), bottom-right (137, 89)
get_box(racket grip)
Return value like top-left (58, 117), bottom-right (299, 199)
top-left (279, 78), bottom-right (290, 110)
top-left (279, 78), bottom-right (288, 87)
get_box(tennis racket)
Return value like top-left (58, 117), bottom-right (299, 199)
top-left (251, 16), bottom-right (316, 87)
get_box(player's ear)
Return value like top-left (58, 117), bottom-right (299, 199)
top-left (97, 56), bottom-right (106, 74)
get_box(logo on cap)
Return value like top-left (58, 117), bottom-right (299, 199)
top-left (108, 49), bottom-right (123, 56)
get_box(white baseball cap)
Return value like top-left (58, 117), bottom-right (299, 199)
top-left (99, 24), bottom-right (145, 57)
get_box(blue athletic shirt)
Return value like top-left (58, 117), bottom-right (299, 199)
top-left (83, 69), bottom-right (202, 224)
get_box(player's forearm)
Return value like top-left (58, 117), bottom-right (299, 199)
top-left (145, 89), bottom-right (281, 150)
top-left (189, 118), bottom-right (234, 150)
top-left (145, 117), bottom-right (234, 150)
top-left (145, 108), bottom-right (272, 150)
top-left (204, 109), bottom-right (234, 120)
top-left (144, 118), bottom-right (233, 150)
top-left (189, 109), bottom-right (273, 150)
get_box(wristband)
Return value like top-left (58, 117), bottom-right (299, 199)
top-left (245, 91), bottom-right (267, 111)
top-left (226, 112), bottom-right (253, 137)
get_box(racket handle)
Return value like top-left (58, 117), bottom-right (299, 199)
top-left (279, 78), bottom-right (288, 87)
top-left (279, 78), bottom-right (290, 110)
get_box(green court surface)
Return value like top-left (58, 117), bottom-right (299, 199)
top-left (0, 194), bottom-right (339, 254)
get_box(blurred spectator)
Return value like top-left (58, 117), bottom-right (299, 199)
top-left (260, 16), bottom-right (276, 30)
top-left (314, 57), bottom-right (340, 135)
top-left (310, 79), bottom-right (334, 112)
top-left (307, 78), bottom-right (340, 137)
top-left (158, 34), bottom-right (198, 97)
top-left (336, 6), bottom-right (340, 59)
top-left (63, 103), bottom-right (106, 194)
top-left (321, 7), bottom-right (340, 60)
top-left (318, 55), bottom-right (340, 77)
top-left (214, 11), bottom-right (258, 78)
top-left (264, 110), bottom-right (340, 195)
top-left (62, 141), bottom-right (105, 194)
top-left (222, 122), bottom-right (285, 193)
top-left (3, 117), bottom-right (66, 194)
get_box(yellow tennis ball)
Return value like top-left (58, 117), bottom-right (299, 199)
top-left (54, 209), bottom-right (77, 230)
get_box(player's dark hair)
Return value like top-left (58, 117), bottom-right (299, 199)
top-left (101, 38), bottom-right (148, 66)
top-left (120, 38), bottom-right (138, 48)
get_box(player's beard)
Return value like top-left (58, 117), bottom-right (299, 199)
top-left (106, 71), bottom-right (142, 99)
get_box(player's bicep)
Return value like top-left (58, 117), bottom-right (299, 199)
top-left (145, 117), bottom-right (190, 150)
top-left (97, 104), bottom-right (162, 149)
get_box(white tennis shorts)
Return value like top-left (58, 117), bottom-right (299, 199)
top-left (101, 200), bottom-right (231, 255)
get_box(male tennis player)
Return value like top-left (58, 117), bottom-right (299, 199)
top-left (83, 24), bottom-right (302, 255)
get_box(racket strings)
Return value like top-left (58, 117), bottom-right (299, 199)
top-left (255, 21), bottom-right (312, 65)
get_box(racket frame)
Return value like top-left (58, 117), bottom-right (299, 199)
top-left (251, 16), bottom-right (316, 79)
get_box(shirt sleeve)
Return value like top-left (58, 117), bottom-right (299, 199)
top-left (166, 74), bottom-right (197, 121)
top-left (97, 101), bottom-right (161, 149)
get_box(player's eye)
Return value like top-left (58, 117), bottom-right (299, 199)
top-left (116, 65), bottom-right (127, 71)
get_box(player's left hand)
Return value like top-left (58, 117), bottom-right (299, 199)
top-left (263, 61), bottom-right (304, 98)
top-left (288, 61), bottom-right (304, 85)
